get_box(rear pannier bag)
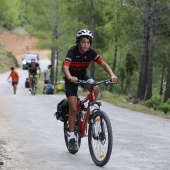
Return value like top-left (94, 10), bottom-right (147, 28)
top-left (54, 98), bottom-right (69, 122)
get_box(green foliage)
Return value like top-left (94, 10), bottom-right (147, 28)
top-left (118, 53), bottom-right (138, 94)
top-left (0, 48), bottom-right (19, 73)
top-left (0, 0), bottom-right (21, 29)
top-left (157, 99), bottom-right (170, 115)
top-left (119, 67), bottom-right (126, 93)
top-left (4, 51), bottom-right (19, 67)
top-left (158, 103), bottom-right (170, 114)
top-left (125, 53), bottom-right (138, 76)
top-left (144, 95), bottom-right (163, 110)
top-left (142, 94), bottom-right (170, 115)
top-left (166, 99), bottom-right (170, 105)
top-left (1, 0), bottom-right (170, 103)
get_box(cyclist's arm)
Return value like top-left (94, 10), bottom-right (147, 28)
top-left (28, 67), bottom-right (30, 77)
top-left (38, 66), bottom-right (41, 76)
top-left (63, 66), bottom-right (77, 82)
top-left (100, 61), bottom-right (117, 82)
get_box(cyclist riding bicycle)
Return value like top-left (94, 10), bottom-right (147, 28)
top-left (62, 29), bottom-right (117, 151)
top-left (28, 59), bottom-right (41, 91)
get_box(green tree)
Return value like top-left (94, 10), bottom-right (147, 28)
top-left (119, 53), bottom-right (137, 94)
top-left (0, 0), bottom-right (21, 29)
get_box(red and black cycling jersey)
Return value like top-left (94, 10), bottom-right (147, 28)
top-left (28, 63), bottom-right (39, 74)
top-left (63, 46), bottom-right (104, 78)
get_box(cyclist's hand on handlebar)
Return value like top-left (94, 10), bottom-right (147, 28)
top-left (110, 75), bottom-right (117, 82)
top-left (69, 76), bottom-right (78, 83)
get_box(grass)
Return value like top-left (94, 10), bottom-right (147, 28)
top-left (78, 90), bottom-right (170, 119)
top-left (35, 76), bottom-right (65, 95)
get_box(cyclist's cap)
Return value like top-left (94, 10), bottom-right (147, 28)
top-left (31, 59), bottom-right (35, 62)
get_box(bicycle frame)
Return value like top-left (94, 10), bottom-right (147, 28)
top-left (77, 85), bottom-right (101, 137)
top-left (30, 74), bottom-right (37, 95)
top-left (64, 79), bottom-right (115, 166)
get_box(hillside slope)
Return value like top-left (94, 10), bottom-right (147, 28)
top-left (0, 28), bottom-right (50, 66)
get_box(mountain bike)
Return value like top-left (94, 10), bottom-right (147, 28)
top-left (63, 79), bottom-right (116, 167)
top-left (30, 73), bottom-right (37, 95)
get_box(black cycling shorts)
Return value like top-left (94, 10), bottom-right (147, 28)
top-left (65, 73), bottom-right (92, 97)
top-left (12, 82), bottom-right (18, 86)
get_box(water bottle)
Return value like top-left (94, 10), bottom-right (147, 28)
top-left (8, 80), bottom-right (10, 83)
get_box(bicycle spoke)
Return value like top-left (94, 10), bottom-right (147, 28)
top-left (92, 116), bottom-right (109, 161)
top-left (88, 110), bottom-right (113, 167)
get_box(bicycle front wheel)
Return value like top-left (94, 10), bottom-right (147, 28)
top-left (88, 110), bottom-right (113, 167)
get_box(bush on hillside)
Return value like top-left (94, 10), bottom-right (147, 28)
top-left (158, 103), bottom-right (170, 114)
top-left (4, 51), bottom-right (19, 67)
top-left (0, 49), bottom-right (19, 73)
top-left (166, 98), bottom-right (170, 105)
top-left (144, 95), bottom-right (163, 110)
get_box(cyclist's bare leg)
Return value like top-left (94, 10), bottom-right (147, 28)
top-left (67, 96), bottom-right (77, 135)
top-left (29, 78), bottom-right (32, 89)
top-left (36, 77), bottom-right (38, 87)
top-left (86, 85), bottom-right (99, 99)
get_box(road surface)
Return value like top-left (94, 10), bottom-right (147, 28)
top-left (0, 60), bottom-right (170, 170)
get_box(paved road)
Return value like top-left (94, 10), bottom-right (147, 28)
top-left (0, 60), bottom-right (170, 170)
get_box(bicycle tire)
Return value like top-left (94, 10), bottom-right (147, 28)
top-left (88, 110), bottom-right (113, 167)
top-left (31, 78), bottom-right (36, 95)
top-left (63, 118), bottom-right (81, 154)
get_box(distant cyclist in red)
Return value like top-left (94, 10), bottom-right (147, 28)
top-left (28, 59), bottom-right (41, 91)
top-left (63, 29), bottom-right (117, 151)
top-left (7, 67), bottom-right (19, 94)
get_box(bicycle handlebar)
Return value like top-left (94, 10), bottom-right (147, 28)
top-left (75, 79), bottom-right (117, 86)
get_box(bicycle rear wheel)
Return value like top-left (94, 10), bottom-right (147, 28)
top-left (88, 110), bottom-right (113, 167)
top-left (63, 119), bottom-right (81, 154)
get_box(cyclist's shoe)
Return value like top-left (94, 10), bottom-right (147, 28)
top-left (68, 138), bottom-right (78, 151)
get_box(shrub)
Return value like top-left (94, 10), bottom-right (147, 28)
top-left (166, 99), bottom-right (170, 105)
top-left (4, 51), bottom-right (19, 67)
top-left (144, 95), bottom-right (163, 110)
top-left (158, 103), bottom-right (170, 114)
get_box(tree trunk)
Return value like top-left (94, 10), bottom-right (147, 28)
top-left (137, 0), bottom-right (151, 100)
top-left (51, 27), bottom-right (57, 84)
top-left (109, 40), bottom-right (117, 92)
top-left (145, 0), bottom-right (157, 100)
top-left (159, 66), bottom-right (165, 96)
top-left (51, 41), bottom-right (55, 85)
top-left (54, 28), bottom-right (59, 84)
top-left (55, 48), bottom-right (59, 83)
top-left (164, 63), bottom-right (170, 102)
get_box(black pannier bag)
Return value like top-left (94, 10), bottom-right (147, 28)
top-left (55, 98), bottom-right (69, 122)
